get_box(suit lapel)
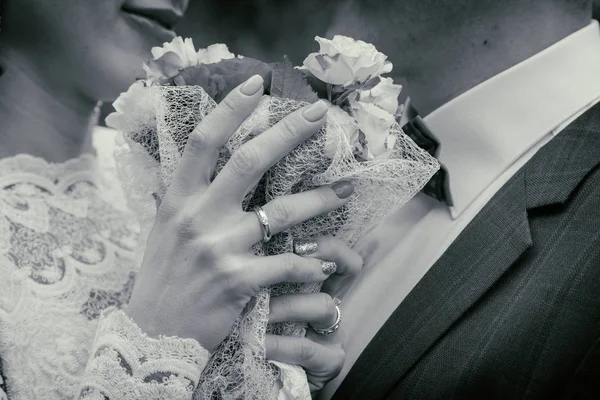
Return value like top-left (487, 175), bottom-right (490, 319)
top-left (333, 102), bottom-right (600, 400)
top-left (333, 170), bottom-right (533, 400)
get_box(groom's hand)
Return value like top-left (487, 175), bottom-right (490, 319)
top-left (266, 333), bottom-right (345, 394)
top-left (266, 236), bottom-right (362, 393)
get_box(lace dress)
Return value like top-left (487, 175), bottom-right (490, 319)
top-left (0, 128), bottom-right (210, 399)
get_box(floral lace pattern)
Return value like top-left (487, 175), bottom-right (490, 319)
top-left (0, 149), bottom-right (140, 399)
top-left (0, 130), bottom-right (210, 400)
top-left (78, 308), bottom-right (209, 400)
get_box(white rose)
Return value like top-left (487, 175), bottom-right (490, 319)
top-left (151, 37), bottom-right (198, 67)
top-left (144, 37), bottom-right (199, 79)
top-left (105, 80), bottom-right (155, 133)
top-left (349, 77), bottom-right (402, 115)
top-left (303, 35), bottom-right (393, 86)
top-left (325, 105), bottom-right (359, 158)
top-left (197, 43), bottom-right (236, 64)
top-left (351, 101), bottom-right (397, 157)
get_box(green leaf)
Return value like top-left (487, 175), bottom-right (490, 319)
top-left (298, 69), bottom-right (330, 99)
top-left (269, 56), bottom-right (318, 103)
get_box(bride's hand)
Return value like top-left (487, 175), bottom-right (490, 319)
top-left (125, 75), bottom-right (354, 352)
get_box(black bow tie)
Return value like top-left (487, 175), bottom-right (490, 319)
top-left (400, 103), bottom-right (453, 207)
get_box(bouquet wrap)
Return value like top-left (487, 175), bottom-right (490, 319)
top-left (109, 37), bottom-right (440, 399)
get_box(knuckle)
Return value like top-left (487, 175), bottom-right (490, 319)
top-left (216, 258), bottom-right (248, 294)
top-left (318, 293), bottom-right (336, 321)
top-left (229, 144), bottom-right (260, 176)
top-left (220, 96), bottom-right (239, 115)
top-left (269, 199), bottom-right (294, 227)
top-left (296, 339), bottom-right (316, 362)
top-left (278, 117), bottom-right (300, 141)
top-left (349, 251), bottom-right (364, 275)
top-left (187, 126), bottom-right (211, 151)
top-left (280, 296), bottom-right (295, 317)
top-left (266, 335), bottom-right (281, 356)
top-left (323, 236), bottom-right (363, 276)
top-left (316, 187), bottom-right (335, 210)
top-left (282, 253), bottom-right (302, 279)
top-left (331, 347), bottom-right (346, 375)
top-left (194, 235), bottom-right (219, 256)
top-left (173, 209), bottom-right (199, 236)
top-left (223, 268), bottom-right (245, 295)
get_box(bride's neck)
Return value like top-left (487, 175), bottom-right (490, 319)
top-left (0, 54), bottom-right (98, 163)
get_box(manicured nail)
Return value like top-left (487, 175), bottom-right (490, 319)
top-left (240, 75), bottom-right (264, 96)
top-left (321, 261), bottom-right (337, 275)
top-left (331, 181), bottom-right (354, 199)
top-left (293, 239), bottom-right (318, 256)
top-left (302, 100), bottom-right (328, 122)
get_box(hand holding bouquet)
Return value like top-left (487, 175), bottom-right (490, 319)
top-left (108, 35), bottom-right (439, 399)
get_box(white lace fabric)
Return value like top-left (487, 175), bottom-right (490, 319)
top-left (0, 133), bottom-right (210, 400)
top-left (79, 308), bottom-right (209, 400)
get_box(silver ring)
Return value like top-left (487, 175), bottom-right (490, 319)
top-left (253, 205), bottom-right (272, 242)
top-left (311, 297), bottom-right (342, 336)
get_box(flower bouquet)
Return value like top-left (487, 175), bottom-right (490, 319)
top-left (107, 36), bottom-right (439, 399)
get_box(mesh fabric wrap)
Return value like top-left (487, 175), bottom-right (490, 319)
top-left (117, 85), bottom-right (439, 399)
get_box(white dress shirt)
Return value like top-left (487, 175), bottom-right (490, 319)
top-left (321, 20), bottom-right (600, 399)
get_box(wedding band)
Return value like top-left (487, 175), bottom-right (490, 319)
top-left (253, 205), bottom-right (272, 242)
top-left (311, 297), bottom-right (342, 336)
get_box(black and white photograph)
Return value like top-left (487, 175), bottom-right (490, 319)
top-left (0, 0), bottom-right (599, 399)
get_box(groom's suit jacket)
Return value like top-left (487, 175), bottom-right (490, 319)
top-left (332, 100), bottom-right (600, 399)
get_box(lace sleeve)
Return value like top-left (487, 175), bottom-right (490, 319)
top-left (78, 308), bottom-right (210, 400)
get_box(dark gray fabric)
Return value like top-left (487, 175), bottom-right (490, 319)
top-left (333, 102), bottom-right (600, 400)
top-left (0, 357), bottom-right (6, 395)
top-left (563, 333), bottom-right (600, 399)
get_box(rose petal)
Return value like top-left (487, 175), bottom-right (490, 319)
top-left (197, 43), bottom-right (236, 64)
top-left (303, 53), bottom-right (355, 85)
top-left (306, 35), bottom-right (394, 86)
top-left (351, 101), bottom-right (396, 156)
top-left (354, 77), bottom-right (403, 114)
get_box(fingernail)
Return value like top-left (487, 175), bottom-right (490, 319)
top-left (240, 75), bottom-right (264, 96)
top-left (302, 100), bottom-right (328, 122)
top-left (331, 181), bottom-right (354, 199)
top-left (293, 239), bottom-right (318, 256)
top-left (321, 261), bottom-right (337, 275)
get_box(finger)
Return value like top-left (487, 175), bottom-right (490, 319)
top-left (247, 253), bottom-right (334, 288)
top-left (268, 293), bottom-right (338, 329)
top-left (209, 100), bottom-right (329, 203)
top-left (170, 74), bottom-right (264, 197)
top-left (238, 181), bottom-right (354, 246)
top-left (306, 323), bottom-right (347, 349)
top-left (265, 335), bottom-right (345, 386)
top-left (293, 236), bottom-right (363, 298)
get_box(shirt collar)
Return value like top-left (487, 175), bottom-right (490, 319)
top-left (423, 20), bottom-right (600, 219)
